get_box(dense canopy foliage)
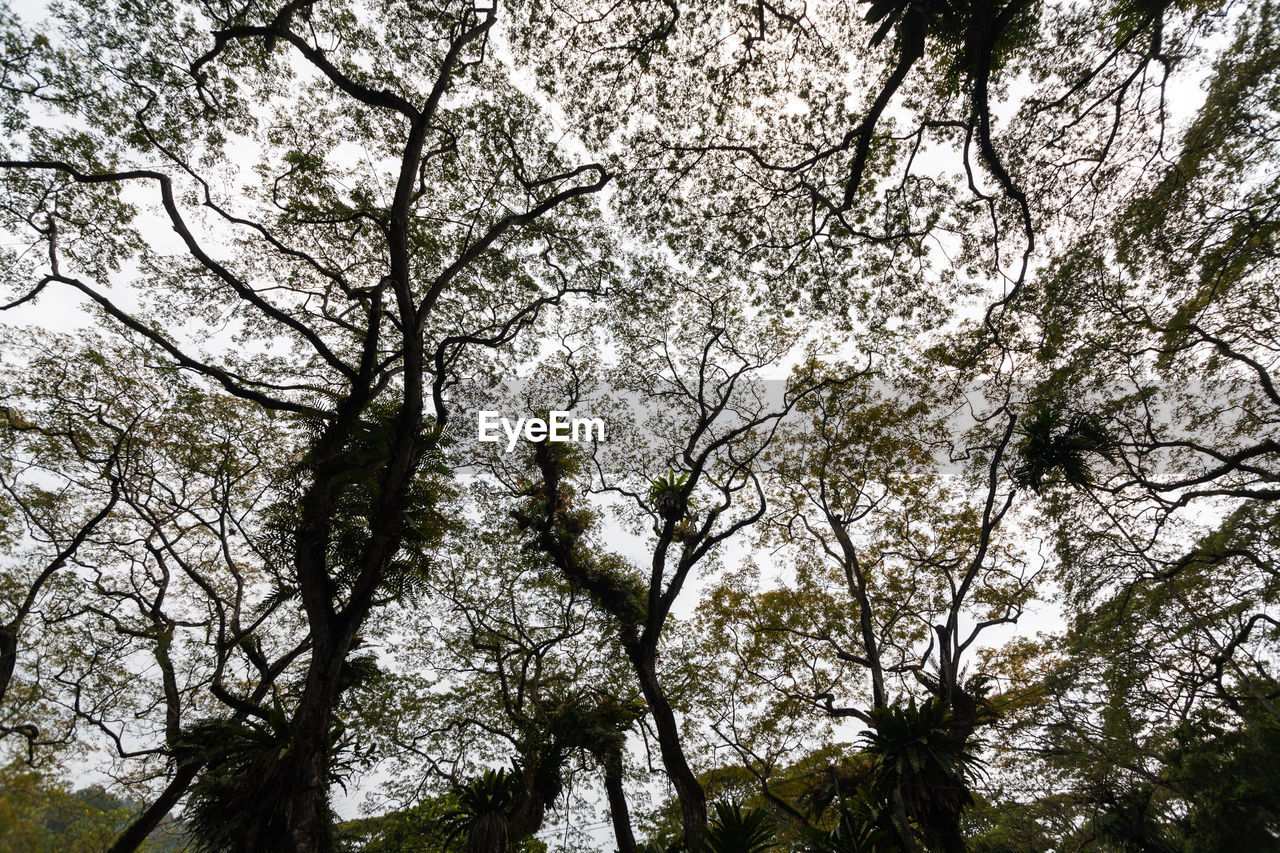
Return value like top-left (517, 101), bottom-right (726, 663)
top-left (0, 0), bottom-right (1277, 850)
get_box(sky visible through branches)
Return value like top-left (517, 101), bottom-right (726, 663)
top-left (1, 0), bottom-right (1278, 851)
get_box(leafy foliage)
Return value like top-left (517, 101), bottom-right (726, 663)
top-left (861, 698), bottom-right (986, 845)
top-left (696, 801), bottom-right (776, 853)
top-left (648, 470), bottom-right (691, 521)
top-left (178, 702), bottom-right (339, 853)
top-left (442, 768), bottom-right (524, 853)
top-left (0, 760), bottom-right (187, 852)
top-left (802, 789), bottom-right (899, 853)
top-left (2, 0), bottom-right (1279, 852)
top-left (1012, 405), bottom-right (1113, 492)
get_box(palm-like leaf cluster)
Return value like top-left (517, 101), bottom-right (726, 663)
top-left (863, 0), bottom-right (966, 49)
top-left (1013, 405), bottom-right (1113, 493)
top-left (179, 701), bottom-right (336, 853)
top-left (648, 470), bottom-right (690, 522)
top-left (861, 698), bottom-right (984, 845)
top-left (697, 801), bottom-right (776, 853)
top-left (803, 788), bottom-right (900, 853)
top-left (441, 768), bottom-right (523, 853)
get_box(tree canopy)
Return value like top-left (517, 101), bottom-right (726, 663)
top-left (0, 0), bottom-right (1277, 851)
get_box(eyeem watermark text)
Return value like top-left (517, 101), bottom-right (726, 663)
top-left (477, 411), bottom-right (606, 452)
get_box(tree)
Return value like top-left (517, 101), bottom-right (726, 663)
top-left (1, 0), bottom-right (1276, 850)
top-left (0, 758), bottom-right (188, 852)
top-left (365, 519), bottom-right (645, 853)
top-left (510, 276), bottom-right (835, 846)
top-left (683, 357), bottom-right (1032, 850)
top-left (972, 5), bottom-right (1280, 846)
top-left (1, 0), bottom-right (614, 849)
top-left (0, 333), bottom-right (320, 853)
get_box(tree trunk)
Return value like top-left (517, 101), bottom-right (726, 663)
top-left (281, 729), bottom-right (335, 853)
top-left (628, 644), bottom-right (706, 844)
top-left (0, 624), bottom-right (16, 708)
top-left (277, 632), bottom-right (349, 853)
top-left (602, 747), bottom-right (638, 853)
top-left (106, 759), bottom-right (203, 853)
top-left (938, 814), bottom-right (968, 853)
top-left (892, 787), bottom-right (922, 853)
